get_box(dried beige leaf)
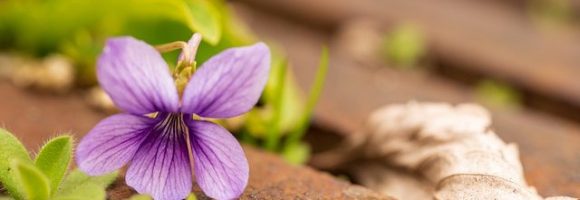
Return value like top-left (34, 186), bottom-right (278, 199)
top-left (313, 102), bottom-right (576, 200)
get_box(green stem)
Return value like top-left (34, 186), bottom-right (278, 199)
top-left (265, 59), bottom-right (288, 151)
top-left (285, 46), bottom-right (329, 147)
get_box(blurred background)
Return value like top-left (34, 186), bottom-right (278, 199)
top-left (0, 0), bottom-right (579, 197)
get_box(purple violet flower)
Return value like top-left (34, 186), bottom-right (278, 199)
top-left (76, 35), bottom-right (270, 200)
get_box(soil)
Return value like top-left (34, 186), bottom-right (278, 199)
top-left (0, 82), bottom-right (390, 200)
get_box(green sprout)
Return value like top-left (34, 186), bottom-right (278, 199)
top-left (475, 80), bottom-right (522, 108)
top-left (528, 0), bottom-right (574, 27)
top-left (235, 47), bottom-right (329, 165)
top-left (382, 23), bottom-right (426, 68)
top-left (0, 128), bottom-right (116, 200)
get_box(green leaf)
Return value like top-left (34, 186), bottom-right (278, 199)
top-left (184, 0), bottom-right (222, 45)
top-left (11, 160), bottom-right (51, 200)
top-left (126, 0), bottom-right (194, 26)
top-left (34, 135), bottom-right (73, 195)
top-left (262, 51), bottom-right (304, 136)
top-left (264, 57), bottom-right (288, 151)
top-left (286, 47), bottom-right (329, 146)
top-left (54, 169), bottom-right (117, 200)
top-left (51, 183), bottom-right (103, 200)
top-left (0, 128), bottom-right (32, 200)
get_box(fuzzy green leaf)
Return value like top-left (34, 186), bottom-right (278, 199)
top-left (0, 128), bottom-right (32, 200)
top-left (54, 169), bottom-right (117, 200)
top-left (184, 0), bottom-right (222, 45)
top-left (51, 182), bottom-right (104, 200)
top-left (12, 160), bottom-right (51, 200)
top-left (34, 135), bottom-right (73, 195)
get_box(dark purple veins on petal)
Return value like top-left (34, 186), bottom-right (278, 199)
top-left (76, 114), bottom-right (156, 175)
top-left (187, 120), bottom-right (249, 200)
top-left (125, 113), bottom-right (193, 200)
top-left (181, 43), bottom-right (271, 118)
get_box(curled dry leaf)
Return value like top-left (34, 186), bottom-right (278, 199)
top-left (312, 101), bottom-right (576, 200)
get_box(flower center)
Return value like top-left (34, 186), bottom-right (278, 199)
top-left (152, 113), bottom-right (189, 138)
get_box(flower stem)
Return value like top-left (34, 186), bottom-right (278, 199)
top-left (265, 58), bottom-right (288, 151)
top-left (285, 46), bottom-right (329, 147)
top-left (154, 41), bottom-right (188, 53)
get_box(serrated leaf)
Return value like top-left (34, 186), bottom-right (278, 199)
top-left (12, 160), bottom-right (51, 200)
top-left (185, 0), bottom-right (222, 45)
top-left (0, 128), bottom-right (32, 200)
top-left (56, 169), bottom-right (117, 200)
top-left (34, 135), bottom-right (73, 195)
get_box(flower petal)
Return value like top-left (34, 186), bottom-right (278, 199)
top-left (98, 37), bottom-right (179, 114)
top-left (187, 120), bottom-right (249, 199)
top-left (76, 114), bottom-right (153, 175)
top-left (181, 43), bottom-right (271, 118)
top-left (126, 114), bottom-right (192, 200)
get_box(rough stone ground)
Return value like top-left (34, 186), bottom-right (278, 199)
top-left (108, 145), bottom-right (388, 200)
top-left (0, 82), bottom-right (390, 199)
top-left (232, 3), bottom-right (580, 196)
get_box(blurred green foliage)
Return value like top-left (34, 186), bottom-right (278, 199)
top-left (0, 0), bottom-right (241, 85)
top-left (476, 80), bottom-right (522, 108)
top-left (0, 0), bottom-right (327, 164)
top-left (382, 23), bottom-right (426, 68)
top-left (238, 47), bottom-right (329, 165)
top-left (528, 0), bottom-right (574, 27)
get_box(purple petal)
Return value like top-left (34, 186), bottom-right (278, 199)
top-left (98, 37), bottom-right (179, 114)
top-left (187, 120), bottom-right (249, 199)
top-left (76, 114), bottom-right (153, 175)
top-left (181, 43), bottom-right (271, 118)
top-left (126, 114), bottom-right (192, 200)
